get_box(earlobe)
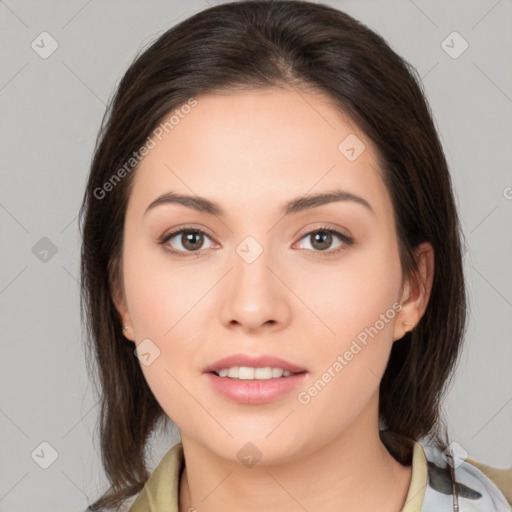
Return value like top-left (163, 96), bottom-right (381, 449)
top-left (109, 257), bottom-right (134, 341)
top-left (116, 302), bottom-right (134, 342)
top-left (113, 290), bottom-right (134, 342)
top-left (393, 242), bottom-right (434, 341)
top-left (113, 300), bottom-right (134, 342)
top-left (122, 323), bottom-right (134, 341)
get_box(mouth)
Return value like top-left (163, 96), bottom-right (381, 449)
top-left (202, 354), bottom-right (308, 404)
top-left (208, 367), bottom-right (307, 379)
top-left (203, 353), bottom-right (308, 377)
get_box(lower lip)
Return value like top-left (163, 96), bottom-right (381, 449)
top-left (204, 372), bottom-right (308, 405)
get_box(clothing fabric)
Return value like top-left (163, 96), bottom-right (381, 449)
top-left (124, 436), bottom-right (510, 511)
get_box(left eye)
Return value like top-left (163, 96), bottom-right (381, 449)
top-left (296, 228), bottom-right (352, 254)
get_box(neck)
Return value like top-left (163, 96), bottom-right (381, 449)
top-left (178, 394), bottom-right (412, 512)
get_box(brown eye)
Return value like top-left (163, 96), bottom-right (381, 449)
top-left (180, 230), bottom-right (205, 251)
top-left (310, 231), bottom-right (333, 251)
top-left (160, 228), bottom-right (215, 256)
top-left (296, 228), bottom-right (353, 256)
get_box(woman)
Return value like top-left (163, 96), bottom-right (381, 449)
top-left (79, 1), bottom-right (511, 511)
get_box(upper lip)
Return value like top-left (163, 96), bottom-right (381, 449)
top-left (204, 353), bottom-right (308, 374)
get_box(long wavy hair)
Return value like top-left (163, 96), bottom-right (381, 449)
top-left (79, 1), bottom-right (467, 509)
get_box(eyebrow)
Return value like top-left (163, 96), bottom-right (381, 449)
top-left (144, 189), bottom-right (375, 217)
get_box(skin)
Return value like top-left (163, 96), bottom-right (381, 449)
top-left (113, 87), bottom-right (434, 512)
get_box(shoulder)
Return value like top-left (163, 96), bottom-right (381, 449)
top-left (419, 440), bottom-right (512, 511)
top-left (464, 458), bottom-right (512, 509)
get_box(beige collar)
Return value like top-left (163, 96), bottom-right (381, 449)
top-left (129, 440), bottom-right (427, 511)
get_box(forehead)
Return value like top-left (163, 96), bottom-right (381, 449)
top-left (128, 88), bottom-right (391, 221)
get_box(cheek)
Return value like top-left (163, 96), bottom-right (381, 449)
top-left (123, 235), bottom-right (210, 340)
top-left (296, 239), bottom-right (403, 347)
top-left (294, 240), bottom-right (402, 404)
top-left (121, 241), bottom-right (221, 420)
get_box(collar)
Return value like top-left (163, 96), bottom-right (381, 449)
top-left (129, 439), bottom-right (428, 512)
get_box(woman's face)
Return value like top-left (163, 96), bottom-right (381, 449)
top-left (114, 87), bottom-right (423, 463)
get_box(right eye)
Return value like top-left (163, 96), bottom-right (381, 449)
top-left (160, 228), bottom-right (217, 256)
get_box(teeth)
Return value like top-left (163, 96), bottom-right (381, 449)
top-left (215, 366), bottom-right (294, 379)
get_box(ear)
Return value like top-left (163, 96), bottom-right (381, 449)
top-left (393, 242), bottom-right (434, 341)
top-left (109, 256), bottom-right (135, 342)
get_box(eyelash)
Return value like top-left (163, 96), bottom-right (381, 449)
top-left (158, 225), bottom-right (354, 258)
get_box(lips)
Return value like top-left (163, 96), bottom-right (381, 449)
top-left (204, 371), bottom-right (307, 404)
top-left (203, 353), bottom-right (307, 375)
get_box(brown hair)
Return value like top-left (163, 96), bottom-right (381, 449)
top-left (79, 1), bottom-right (467, 509)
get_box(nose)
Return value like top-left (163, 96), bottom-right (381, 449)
top-left (219, 239), bottom-right (291, 333)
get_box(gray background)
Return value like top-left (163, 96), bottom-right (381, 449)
top-left (1, 1), bottom-right (511, 511)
